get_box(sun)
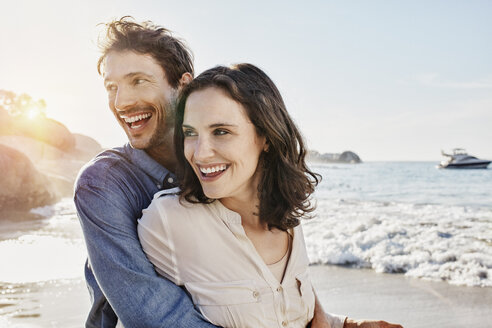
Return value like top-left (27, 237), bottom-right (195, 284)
top-left (26, 108), bottom-right (40, 119)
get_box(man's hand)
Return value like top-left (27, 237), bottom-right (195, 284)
top-left (308, 289), bottom-right (402, 328)
top-left (343, 318), bottom-right (403, 328)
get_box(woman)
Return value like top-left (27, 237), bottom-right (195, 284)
top-left (137, 64), bottom-right (400, 328)
top-left (138, 62), bottom-right (321, 328)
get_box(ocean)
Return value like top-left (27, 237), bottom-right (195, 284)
top-left (0, 162), bottom-right (491, 326)
top-left (305, 162), bottom-right (492, 287)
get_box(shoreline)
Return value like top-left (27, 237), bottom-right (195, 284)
top-left (0, 279), bottom-right (90, 328)
top-left (309, 265), bottom-right (492, 328)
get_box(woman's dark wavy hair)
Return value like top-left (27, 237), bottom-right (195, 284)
top-left (174, 63), bottom-right (320, 231)
top-left (97, 16), bottom-right (194, 88)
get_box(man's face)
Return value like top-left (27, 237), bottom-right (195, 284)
top-left (103, 51), bottom-right (177, 150)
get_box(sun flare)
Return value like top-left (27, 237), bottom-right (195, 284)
top-left (26, 108), bottom-right (40, 119)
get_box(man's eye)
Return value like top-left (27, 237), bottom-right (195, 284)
top-left (134, 79), bottom-right (146, 85)
top-left (105, 84), bottom-right (117, 92)
top-left (183, 129), bottom-right (197, 137)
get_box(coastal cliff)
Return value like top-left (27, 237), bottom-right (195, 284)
top-left (0, 144), bottom-right (57, 212)
top-left (307, 150), bottom-right (362, 164)
top-left (0, 110), bottom-right (102, 214)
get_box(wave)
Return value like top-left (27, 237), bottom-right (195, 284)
top-left (303, 198), bottom-right (492, 287)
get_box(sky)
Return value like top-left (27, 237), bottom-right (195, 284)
top-left (1, 0), bottom-right (491, 161)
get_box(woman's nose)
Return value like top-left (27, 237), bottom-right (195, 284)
top-left (194, 136), bottom-right (215, 161)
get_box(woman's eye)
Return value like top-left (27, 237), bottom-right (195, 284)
top-left (214, 129), bottom-right (229, 136)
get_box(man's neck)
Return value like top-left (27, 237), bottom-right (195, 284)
top-left (145, 144), bottom-right (177, 174)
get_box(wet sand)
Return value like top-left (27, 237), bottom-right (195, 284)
top-left (0, 279), bottom-right (90, 328)
top-left (309, 265), bottom-right (492, 328)
top-left (1, 265), bottom-right (490, 327)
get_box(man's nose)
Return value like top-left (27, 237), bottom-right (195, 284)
top-left (194, 136), bottom-right (215, 161)
top-left (114, 86), bottom-right (137, 112)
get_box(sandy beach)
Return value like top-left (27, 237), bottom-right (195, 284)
top-left (310, 265), bottom-right (492, 328)
top-left (0, 278), bottom-right (89, 328)
top-left (2, 265), bottom-right (490, 327)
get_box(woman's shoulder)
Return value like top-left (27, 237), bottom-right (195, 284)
top-left (149, 188), bottom-right (196, 209)
top-left (138, 190), bottom-right (209, 246)
top-left (150, 188), bottom-right (186, 211)
top-left (143, 188), bottom-right (215, 224)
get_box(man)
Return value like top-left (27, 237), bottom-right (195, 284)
top-left (75, 17), bottom-right (212, 328)
top-left (75, 17), bottom-right (401, 328)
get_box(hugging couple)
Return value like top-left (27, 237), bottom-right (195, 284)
top-left (75, 17), bottom-right (402, 328)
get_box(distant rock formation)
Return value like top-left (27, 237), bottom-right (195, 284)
top-left (0, 134), bottom-right (103, 202)
top-left (307, 150), bottom-right (362, 164)
top-left (339, 151), bottom-right (362, 163)
top-left (0, 144), bottom-right (57, 212)
top-left (69, 133), bottom-right (104, 161)
top-left (0, 115), bottom-right (103, 214)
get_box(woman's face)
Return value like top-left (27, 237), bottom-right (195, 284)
top-left (182, 87), bottom-right (266, 201)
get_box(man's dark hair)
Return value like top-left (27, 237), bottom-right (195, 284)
top-left (174, 63), bottom-right (321, 231)
top-left (97, 16), bottom-right (194, 88)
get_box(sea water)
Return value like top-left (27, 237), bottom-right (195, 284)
top-left (304, 162), bottom-right (492, 287)
top-left (0, 198), bottom-right (88, 325)
top-left (1, 162), bottom-right (491, 325)
top-left (0, 162), bottom-right (490, 299)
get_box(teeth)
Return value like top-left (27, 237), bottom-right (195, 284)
top-left (122, 113), bottom-right (151, 123)
top-left (199, 164), bottom-right (227, 174)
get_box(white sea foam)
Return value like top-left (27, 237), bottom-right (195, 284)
top-left (303, 198), bottom-right (492, 287)
top-left (30, 198), bottom-right (75, 218)
top-left (29, 204), bottom-right (56, 218)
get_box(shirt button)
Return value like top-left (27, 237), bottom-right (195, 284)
top-left (281, 321), bottom-right (288, 327)
top-left (252, 291), bottom-right (259, 298)
top-left (157, 184), bottom-right (162, 189)
top-left (167, 177), bottom-right (174, 184)
top-left (276, 286), bottom-right (283, 292)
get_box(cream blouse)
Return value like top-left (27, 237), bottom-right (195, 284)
top-left (267, 234), bottom-right (291, 282)
top-left (137, 188), bottom-right (345, 328)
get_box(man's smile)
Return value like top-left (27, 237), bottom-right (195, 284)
top-left (120, 112), bottom-right (153, 130)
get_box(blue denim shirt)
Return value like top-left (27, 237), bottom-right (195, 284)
top-left (74, 144), bottom-right (217, 328)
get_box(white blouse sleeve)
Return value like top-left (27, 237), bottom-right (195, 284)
top-left (296, 225), bottom-right (347, 328)
top-left (137, 196), bottom-right (181, 285)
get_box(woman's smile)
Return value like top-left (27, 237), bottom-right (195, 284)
top-left (196, 163), bottom-right (230, 181)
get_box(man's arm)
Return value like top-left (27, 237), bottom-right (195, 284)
top-left (343, 319), bottom-right (403, 328)
top-left (75, 180), bottom-right (217, 328)
top-left (310, 292), bottom-right (403, 328)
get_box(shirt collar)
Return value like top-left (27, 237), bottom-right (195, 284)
top-left (212, 199), bottom-right (295, 237)
top-left (212, 199), bottom-right (243, 225)
top-left (123, 143), bottom-right (176, 187)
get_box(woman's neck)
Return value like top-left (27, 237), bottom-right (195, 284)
top-left (220, 189), bottom-right (266, 230)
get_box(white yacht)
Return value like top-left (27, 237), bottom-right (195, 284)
top-left (438, 148), bottom-right (491, 169)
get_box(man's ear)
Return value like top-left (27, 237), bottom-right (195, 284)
top-left (178, 72), bottom-right (193, 89)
